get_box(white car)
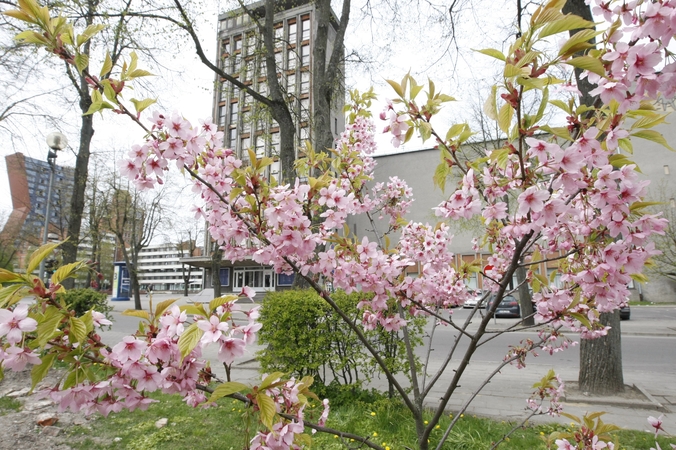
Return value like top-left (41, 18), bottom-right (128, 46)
top-left (463, 291), bottom-right (486, 309)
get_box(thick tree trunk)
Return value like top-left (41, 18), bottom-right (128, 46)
top-left (563, 0), bottom-right (597, 107)
top-left (562, 0), bottom-right (625, 395)
top-left (211, 246), bottom-right (223, 299)
top-left (578, 311), bottom-right (624, 394)
top-left (516, 265), bottom-right (534, 326)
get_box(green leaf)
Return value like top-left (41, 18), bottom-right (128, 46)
top-left (534, 87), bottom-right (549, 124)
top-left (51, 261), bottom-right (86, 285)
top-left (14, 30), bottom-right (49, 45)
top-left (483, 85), bottom-right (498, 121)
top-left (3, 9), bottom-right (36, 23)
top-left (80, 310), bottom-right (94, 334)
top-left (31, 353), bottom-right (56, 391)
top-left (631, 129), bottom-right (675, 151)
top-left (558, 29), bottom-right (600, 57)
top-left (180, 303), bottom-right (208, 317)
top-left (68, 317), bottom-right (87, 344)
top-left (504, 64), bottom-right (529, 78)
top-left (0, 268), bottom-right (25, 284)
top-left (260, 371), bottom-right (285, 390)
top-left (207, 381), bottom-right (249, 403)
top-left (419, 122), bottom-right (432, 142)
top-left (130, 98), bottom-right (157, 114)
top-left (539, 15), bottom-right (594, 39)
top-left (608, 153), bottom-right (637, 170)
top-left (630, 201), bottom-right (663, 212)
top-left (100, 51), bottom-right (113, 78)
top-left (26, 241), bottom-right (61, 276)
top-left (122, 309), bottom-right (151, 321)
top-left (102, 80), bottom-right (117, 103)
top-left (209, 295), bottom-right (238, 313)
top-left (490, 147), bottom-right (510, 168)
top-left (127, 69), bottom-right (154, 79)
top-left (473, 48), bottom-right (506, 61)
top-left (74, 53), bottom-right (89, 74)
top-left (433, 162), bottom-right (450, 193)
top-left (564, 56), bottom-right (606, 77)
top-left (37, 306), bottom-right (65, 347)
top-left (0, 284), bottom-right (29, 309)
top-left (497, 102), bottom-right (513, 134)
top-left (154, 299), bottom-right (177, 320)
top-left (386, 79), bottom-right (404, 98)
top-left (257, 393), bottom-right (277, 430)
top-left (178, 323), bottom-right (203, 359)
top-left (570, 312), bottom-right (592, 330)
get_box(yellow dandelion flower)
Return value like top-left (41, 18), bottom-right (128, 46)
top-left (373, 432), bottom-right (378, 437)
top-left (424, 420), bottom-right (429, 425)
top-left (460, 414), bottom-right (464, 418)
top-left (540, 431), bottom-right (545, 436)
top-left (506, 437), bottom-right (510, 442)
top-left (436, 425), bottom-right (441, 430)
top-left (334, 435), bottom-right (338, 439)
top-left (371, 412), bottom-right (376, 416)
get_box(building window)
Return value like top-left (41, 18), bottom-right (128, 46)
top-left (288, 20), bottom-right (297, 45)
top-left (300, 71), bottom-right (310, 93)
top-left (274, 25), bottom-right (283, 49)
top-left (241, 137), bottom-right (251, 151)
top-left (230, 102), bottom-right (239, 125)
top-left (218, 268), bottom-right (230, 286)
top-left (301, 18), bottom-right (310, 41)
top-left (287, 73), bottom-right (296, 95)
top-left (233, 267), bottom-right (275, 290)
top-left (255, 138), bottom-right (266, 158)
top-left (259, 81), bottom-right (267, 97)
top-left (242, 111), bottom-right (251, 133)
top-left (287, 48), bottom-right (297, 70)
top-left (234, 36), bottom-right (242, 52)
top-left (277, 273), bottom-right (295, 286)
top-left (222, 39), bottom-right (230, 55)
top-left (229, 127), bottom-right (238, 147)
top-left (300, 98), bottom-right (310, 122)
top-left (233, 54), bottom-right (241, 73)
top-left (218, 105), bottom-right (226, 127)
top-left (301, 45), bottom-right (310, 66)
top-left (274, 52), bottom-right (283, 72)
top-left (245, 33), bottom-right (256, 55)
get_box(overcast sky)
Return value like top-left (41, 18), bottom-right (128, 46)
top-left (0, 0), bottom-right (517, 233)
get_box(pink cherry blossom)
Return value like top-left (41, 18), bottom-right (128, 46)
top-left (0, 304), bottom-right (37, 344)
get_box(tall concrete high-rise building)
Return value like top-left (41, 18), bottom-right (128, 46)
top-left (185, 0), bottom-right (346, 294)
top-left (1, 152), bottom-right (75, 267)
top-left (212, 0), bottom-right (345, 179)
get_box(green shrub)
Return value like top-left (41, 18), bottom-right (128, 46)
top-left (59, 288), bottom-right (113, 320)
top-left (257, 289), bottom-right (424, 400)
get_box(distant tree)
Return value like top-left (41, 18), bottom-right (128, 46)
top-left (105, 178), bottom-right (166, 310)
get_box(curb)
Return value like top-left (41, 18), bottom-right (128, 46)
top-left (563, 383), bottom-right (670, 412)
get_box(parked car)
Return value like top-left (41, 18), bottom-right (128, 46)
top-left (463, 290), bottom-right (486, 309)
top-left (485, 294), bottom-right (520, 318)
top-left (620, 305), bottom-right (631, 320)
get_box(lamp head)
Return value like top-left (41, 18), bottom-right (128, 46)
top-left (46, 132), bottom-right (68, 151)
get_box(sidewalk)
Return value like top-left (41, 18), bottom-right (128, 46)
top-left (104, 293), bottom-right (675, 433)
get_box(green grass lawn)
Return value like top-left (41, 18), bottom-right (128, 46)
top-left (62, 391), bottom-right (676, 450)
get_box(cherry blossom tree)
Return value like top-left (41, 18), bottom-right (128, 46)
top-left (2, 0), bottom-right (676, 449)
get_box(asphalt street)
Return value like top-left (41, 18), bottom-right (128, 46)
top-left (101, 293), bottom-right (676, 432)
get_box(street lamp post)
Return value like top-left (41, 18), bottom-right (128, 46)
top-left (38, 131), bottom-right (68, 283)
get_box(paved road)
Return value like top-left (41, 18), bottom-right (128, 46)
top-left (101, 295), bottom-right (676, 432)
